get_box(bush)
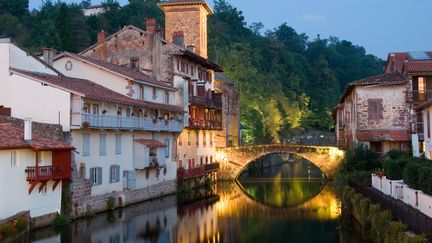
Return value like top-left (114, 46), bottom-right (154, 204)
top-left (419, 166), bottom-right (432, 196)
top-left (384, 156), bottom-right (409, 180)
top-left (15, 217), bottom-right (27, 232)
top-left (384, 150), bottom-right (405, 160)
top-left (107, 196), bottom-right (116, 210)
top-left (53, 215), bottom-right (70, 233)
top-left (1, 224), bottom-right (12, 238)
top-left (344, 144), bottom-right (381, 172)
top-left (385, 221), bottom-right (407, 243)
top-left (403, 161), bottom-right (422, 190)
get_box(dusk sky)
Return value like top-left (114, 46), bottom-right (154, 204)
top-left (29, 0), bottom-right (432, 59)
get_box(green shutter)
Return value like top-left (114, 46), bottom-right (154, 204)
top-left (116, 165), bottom-right (120, 183)
top-left (97, 167), bottom-right (102, 185)
top-left (89, 168), bottom-right (94, 186)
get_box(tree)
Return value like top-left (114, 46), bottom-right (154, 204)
top-left (0, 0), bottom-right (28, 19)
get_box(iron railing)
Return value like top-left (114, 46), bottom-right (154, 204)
top-left (189, 118), bottom-right (222, 130)
top-left (408, 90), bottom-right (432, 102)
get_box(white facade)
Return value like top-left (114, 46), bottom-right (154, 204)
top-left (422, 104), bottom-right (432, 159)
top-left (0, 40), bottom-right (71, 131)
top-left (0, 149), bottom-right (62, 219)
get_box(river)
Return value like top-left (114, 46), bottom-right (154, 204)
top-left (26, 154), bottom-right (364, 243)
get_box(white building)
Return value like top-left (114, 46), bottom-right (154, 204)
top-left (417, 101), bottom-right (432, 159)
top-left (0, 121), bottom-right (73, 225)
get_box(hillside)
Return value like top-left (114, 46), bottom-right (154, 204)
top-left (0, 0), bottom-right (385, 144)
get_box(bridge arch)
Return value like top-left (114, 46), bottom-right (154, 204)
top-left (215, 144), bottom-right (344, 180)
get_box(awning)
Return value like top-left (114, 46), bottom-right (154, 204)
top-left (134, 139), bottom-right (166, 148)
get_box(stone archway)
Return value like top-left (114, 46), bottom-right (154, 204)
top-left (215, 144), bottom-right (344, 180)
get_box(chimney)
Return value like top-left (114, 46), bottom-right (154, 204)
top-left (43, 48), bottom-right (54, 66)
top-left (146, 18), bottom-right (156, 33)
top-left (97, 30), bottom-right (106, 44)
top-left (24, 119), bottom-right (32, 141)
top-left (172, 31), bottom-right (184, 48)
top-left (186, 45), bottom-right (196, 53)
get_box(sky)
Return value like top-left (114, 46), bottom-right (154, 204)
top-left (28, 0), bottom-right (432, 59)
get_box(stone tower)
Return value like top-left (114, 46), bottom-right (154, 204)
top-left (158, 0), bottom-right (213, 58)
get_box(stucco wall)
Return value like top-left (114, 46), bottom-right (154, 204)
top-left (0, 149), bottom-right (62, 219)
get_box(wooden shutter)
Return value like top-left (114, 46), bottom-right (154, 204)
top-left (89, 168), bottom-right (94, 186)
top-left (127, 171), bottom-right (136, 189)
top-left (97, 167), bottom-right (102, 185)
top-left (83, 134), bottom-right (90, 156)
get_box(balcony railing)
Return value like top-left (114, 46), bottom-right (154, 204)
top-left (204, 163), bottom-right (220, 173)
top-left (190, 96), bottom-right (222, 109)
top-left (177, 166), bottom-right (206, 180)
top-left (81, 114), bottom-right (184, 132)
top-left (408, 91), bottom-right (432, 102)
top-left (26, 165), bottom-right (70, 181)
top-left (189, 118), bottom-right (222, 130)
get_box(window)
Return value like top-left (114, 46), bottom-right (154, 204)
top-left (368, 99), bottom-right (383, 121)
top-left (428, 111), bottom-right (431, 139)
top-left (92, 104), bottom-right (99, 114)
top-left (83, 134), bottom-right (90, 156)
top-left (83, 103), bottom-right (90, 113)
top-left (130, 57), bottom-right (139, 70)
top-left (205, 156), bottom-right (208, 164)
top-left (191, 66), bottom-right (194, 76)
top-left (165, 138), bottom-right (170, 158)
top-left (200, 156), bottom-right (204, 165)
top-left (115, 134), bottom-right (122, 154)
top-left (126, 107), bottom-right (131, 117)
top-left (177, 59), bottom-right (180, 71)
top-left (370, 142), bottom-right (383, 153)
top-left (195, 131), bottom-right (199, 146)
top-left (110, 165), bottom-right (120, 183)
top-left (187, 131), bottom-right (191, 146)
top-left (210, 132), bottom-right (213, 147)
top-left (139, 86), bottom-right (144, 100)
top-left (153, 87), bottom-right (157, 100)
top-left (100, 134), bottom-right (107, 155)
top-left (117, 107), bottom-right (123, 116)
top-left (203, 131), bottom-right (207, 147)
top-left (165, 92), bottom-right (169, 104)
top-left (10, 151), bottom-right (17, 167)
top-left (198, 68), bottom-right (202, 80)
top-left (210, 156), bottom-right (213, 163)
top-left (90, 167), bottom-right (102, 186)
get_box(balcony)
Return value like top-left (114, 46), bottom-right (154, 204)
top-left (80, 114), bottom-right (184, 132)
top-left (177, 166), bottom-right (205, 180)
top-left (189, 118), bottom-right (222, 130)
top-left (26, 165), bottom-right (70, 181)
top-left (408, 90), bottom-right (432, 103)
top-left (190, 95), bottom-right (222, 109)
top-left (204, 163), bottom-right (220, 173)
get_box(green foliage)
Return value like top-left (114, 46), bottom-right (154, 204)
top-left (344, 144), bottom-right (381, 172)
top-left (384, 156), bottom-right (408, 180)
top-left (403, 161), bottom-right (422, 190)
top-left (107, 196), bottom-right (116, 210)
top-left (53, 215), bottom-right (70, 233)
top-left (385, 221), bottom-right (407, 243)
top-left (419, 166), bottom-right (432, 196)
top-left (0, 223), bottom-right (12, 238)
top-left (407, 234), bottom-right (428, 243)
top-left (15, 217), bottom-right (27, 232)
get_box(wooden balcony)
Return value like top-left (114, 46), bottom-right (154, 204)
top-left (408, 90), bottom-right (432, 104)
top-left (189, 118), bottom-right (222, 130)
top-left (26, 165), bottom-right (70, 181)
top-left (177, 163), bottom-right (220, 181)
top-left (190, 95), bottom-right (222, 109)
top-left (79, 114), bottom-right (184, 132)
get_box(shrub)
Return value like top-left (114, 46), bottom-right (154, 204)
top-left (1, 224), bottom-right (12, 238)
top-left (53, 215), bottom-right (70, 233)
top-left (15, 217), bottom-right (27, 232)
top-left (385, 221), bottom-right (407, 243)
top-left (384, 156), bottom-right (409, 180)
top-left (107, 196), bottom-right (116, 210)
top-left (419, 166), bottom-right (432, 196)
top-left (403, 161), bottom-right (422, 190)
top-left (344, 144), bottom-right (381, 172)
top-left (407, 234), bottom-right (428, 243)
top-left (384, 150), bottom-right (405, 160)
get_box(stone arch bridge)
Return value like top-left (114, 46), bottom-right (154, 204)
top-left (215, 144), bottom-right (344, 180)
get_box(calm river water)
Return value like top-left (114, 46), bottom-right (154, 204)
top-left (26, 154), bottom-right (364, 243)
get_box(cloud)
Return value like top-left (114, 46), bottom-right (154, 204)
top-left (297, 14), bottom-right (328, 24)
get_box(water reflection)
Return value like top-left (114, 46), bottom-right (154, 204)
top-left (27, 154), bottom-right (358, 243)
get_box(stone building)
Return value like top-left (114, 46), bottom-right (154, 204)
top-left (78, 0), bottom-right (226, 181)
top-left (334, 72), bottom-right (410, 153)
top-left (214, 73), bottom-right (241, 147)
top-left (385, 51), bottom-right (432, 156)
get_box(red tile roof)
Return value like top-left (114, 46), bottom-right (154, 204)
top-left (340, 72), bottom-right (408, 102)
top-left (0, 123), bottom-right (74, 151)
top-left (386, 52), bottom-right (432, 73)
top-left (403, 61), bottom-right (432, 73)
top-left (356, 130), bottom-right (409, 142)
top-left (10, 68), bottom-right (184, 113)
top-left (56, 52), bottom-right (176, 90)
top-left (134, 139), bottom-right (166, 148)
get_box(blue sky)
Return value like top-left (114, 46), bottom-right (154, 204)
top-left (29, 0), bottom-right (432, 59)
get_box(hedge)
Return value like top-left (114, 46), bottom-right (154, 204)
top-left (419, 167), bottom-right (432, 196)
top-left (403, 161), bottom-right (422, 190)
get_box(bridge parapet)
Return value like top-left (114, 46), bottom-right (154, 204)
top-left (215, 144), bottom-right (344, 180)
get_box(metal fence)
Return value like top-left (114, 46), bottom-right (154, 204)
top-left (349, 180), bottom-right (432, 240)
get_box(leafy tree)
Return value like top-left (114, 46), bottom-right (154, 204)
top-left (0, 0), bottom-right (28, 19)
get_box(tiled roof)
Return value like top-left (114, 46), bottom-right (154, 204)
top-left (0, 123), bottom-right (74, 151)
top-left (57, 52), bottom-right (175, 90)
top-left (10, 68), bottom-right (184, 113)
top-left (386, 51), bottom-right (432, 73)
top-left (134, 139), bottom-right (166, 148)
top-left (403, 61), bottom-right (432, 73)
top-left (215, 73), bottom-right (234, 85)
top-left (340, 72), bottom-right (408, 102)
